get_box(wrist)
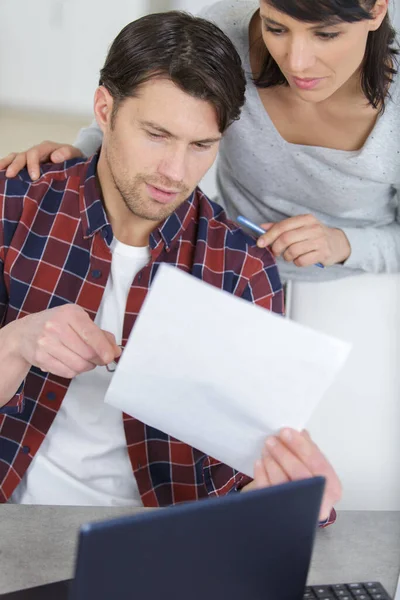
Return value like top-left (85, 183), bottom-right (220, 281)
top-left (334, 229), bottom-right (351, 264)
top-left (1, 318), bottom-right (30, 368)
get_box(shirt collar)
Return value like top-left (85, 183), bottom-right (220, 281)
top-left (79, 152), bottom-right (199, 251)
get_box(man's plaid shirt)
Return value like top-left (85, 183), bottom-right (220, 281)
top-left (0, 153), bottom-right (284, 506)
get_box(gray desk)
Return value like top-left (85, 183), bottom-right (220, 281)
top-left (0, 507), bottom-right (399, 596)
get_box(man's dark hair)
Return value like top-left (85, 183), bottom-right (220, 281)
top-left (99, 11), bottom-right (246, 133)
top-left (254, 0), bottom-right (399, 113)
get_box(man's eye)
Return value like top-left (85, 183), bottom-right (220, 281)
top-left (194, 143), bottom-right (212, 150)
top-left (148, 131), bottom-right (164, 139)
top-left (264, 25), bottom-right (285, 35)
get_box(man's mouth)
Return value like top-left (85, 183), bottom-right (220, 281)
top-left (146, 183), bottom-right (180, 204)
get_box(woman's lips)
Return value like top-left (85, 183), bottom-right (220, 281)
top-left (291, 76), bottom-right (324, 90)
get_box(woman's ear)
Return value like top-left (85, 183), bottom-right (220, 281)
top-left (368, 0), bottom-right (389, 31)
top-left (93, 86), bottom-right (114, 133)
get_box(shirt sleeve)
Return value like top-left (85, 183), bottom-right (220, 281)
top-left (341, 186), bottom-right (400, 273)
top-left (319, 507), bottom-right (336, 527)
top-left (0, 177), bottom-right (26, 414)
top-left (241, 251), bottom-right (285, 316)
top-left (202, 456), bottom-right (252, 497)
top-left (74, 119), bottom-right (104, 157)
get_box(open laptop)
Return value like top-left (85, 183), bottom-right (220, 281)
top-left (1, 477), bottom-right (324, 600)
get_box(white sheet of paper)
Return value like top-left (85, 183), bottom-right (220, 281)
top-left (105, 264), bottom-right (351, 477)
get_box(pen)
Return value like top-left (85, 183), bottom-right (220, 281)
top-left (236, 215), bottom-right (324, 269)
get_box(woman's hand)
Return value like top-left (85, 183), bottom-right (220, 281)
top-left (0, 141), bottom-right (83, 181)
top-left (257, 214), bottom-right (351, 267)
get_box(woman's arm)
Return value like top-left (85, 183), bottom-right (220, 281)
top-left (341, 198), bottom-right (400, 272)
top-left (74, 119), bottom-right (104, 157)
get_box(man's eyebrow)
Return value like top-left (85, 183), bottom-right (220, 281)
top-left (261, 15), bottom-right (342, 30)
top-left (140, 120), bottom-right (222, 144)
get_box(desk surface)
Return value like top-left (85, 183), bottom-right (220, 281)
top-left (0, 507), bottom-right (399, 596)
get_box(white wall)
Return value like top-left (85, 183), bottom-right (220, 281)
top-left (0, 0), bottom-right (149, 114)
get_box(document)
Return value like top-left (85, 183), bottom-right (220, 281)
top-left (105, 264), bottom-right (351, 477)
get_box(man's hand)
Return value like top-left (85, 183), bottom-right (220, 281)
top-left (243, 428), bottom-right (342, 522)
top-left (0, 141), bottom-right (83, 181)
top-left (256, 215), bottom-right (351, 267)
top-left (9, 304), bottom-right (121, 379)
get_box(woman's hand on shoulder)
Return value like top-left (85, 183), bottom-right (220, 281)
top-left (257, 214), bottom-right (351, 267)
top-left (0, 141), bottom-right (84, 181)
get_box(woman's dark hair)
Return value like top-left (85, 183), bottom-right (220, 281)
top-left (254, 0), bottom-right (399, 112)
top-left (99, 11), bottom-right (246, 133)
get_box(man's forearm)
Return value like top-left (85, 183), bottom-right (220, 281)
top-left (0, 319), bottom-right (30, 407)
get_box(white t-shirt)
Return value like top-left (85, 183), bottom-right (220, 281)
top-left (10, 238), bottom-right (150, 506)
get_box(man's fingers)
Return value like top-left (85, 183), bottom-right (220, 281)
top-left (278, 428), bottom-right (331, 475)
top-left (69, 316), bottom-right (118, 365)
top-left (261, 442), bottom-right (290, 486)
top-left (253, 458), bottom-right (271, 488)
top-left (264, 435), bottom-right (313, 481)
top-left (36, 337), bottom-right (96, 377)
top-left (103, 331), bottom-right (122, 357)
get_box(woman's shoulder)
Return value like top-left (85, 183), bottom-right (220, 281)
top-left (199, 0), bottom-right (257, 40)
top-left (388, 68), bottom-right (400, 107)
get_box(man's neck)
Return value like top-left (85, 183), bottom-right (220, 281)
top-left (96, 152), bottom-right (155, 247)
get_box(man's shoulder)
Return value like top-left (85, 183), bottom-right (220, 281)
top-left (0, 157), bottom-right (88, 195)
top-left (0, 157), bottom-right (89, 246)
top-left (0, 156), bottom-right (89, 212)
top-left (196, 189), bottom-right (280, 281)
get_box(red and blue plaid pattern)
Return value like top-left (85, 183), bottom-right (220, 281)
top-left (0, 153), bottom-right (283, 505)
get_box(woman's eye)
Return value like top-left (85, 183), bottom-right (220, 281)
top-left (264, 25), bottom-right (285, 35)
top-left (316, 31), bottom-right (340, 40)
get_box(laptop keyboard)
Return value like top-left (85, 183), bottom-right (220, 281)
top-left (304, 582), bottom-right (391, 600)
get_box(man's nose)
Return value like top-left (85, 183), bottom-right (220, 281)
top-left (157, 147), bottom-right (186, 184)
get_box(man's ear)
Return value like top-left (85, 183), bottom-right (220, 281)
top-left (368, 0), bottom-right (389, 31)
top-left (93, 86), bottom-right (114, 133)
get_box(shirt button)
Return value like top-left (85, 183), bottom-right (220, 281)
top-left (46, 391), bottom-right (57, 401)
top-left (138, 273), bottom-right (142, 281)
top-left (91, 269), bottom-right (102, 279)
top-left (22, 446), bottom-right (30, 454)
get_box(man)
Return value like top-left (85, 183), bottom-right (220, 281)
top-left (0, 12), bottom-right (340, 522)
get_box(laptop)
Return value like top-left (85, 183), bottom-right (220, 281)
top-left (0, 477), bottom-right (324, 600)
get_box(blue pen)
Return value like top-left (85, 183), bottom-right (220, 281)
top-left (236, 215), bottom-right (324, 269)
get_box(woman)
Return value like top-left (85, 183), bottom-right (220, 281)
top-left (2, 0), bottom-right (399, 279)
top-left (1, 0), bottom-right (400, 510)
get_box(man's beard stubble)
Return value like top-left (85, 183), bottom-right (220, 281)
top-left (106, 149), bottom-right (190, 223)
